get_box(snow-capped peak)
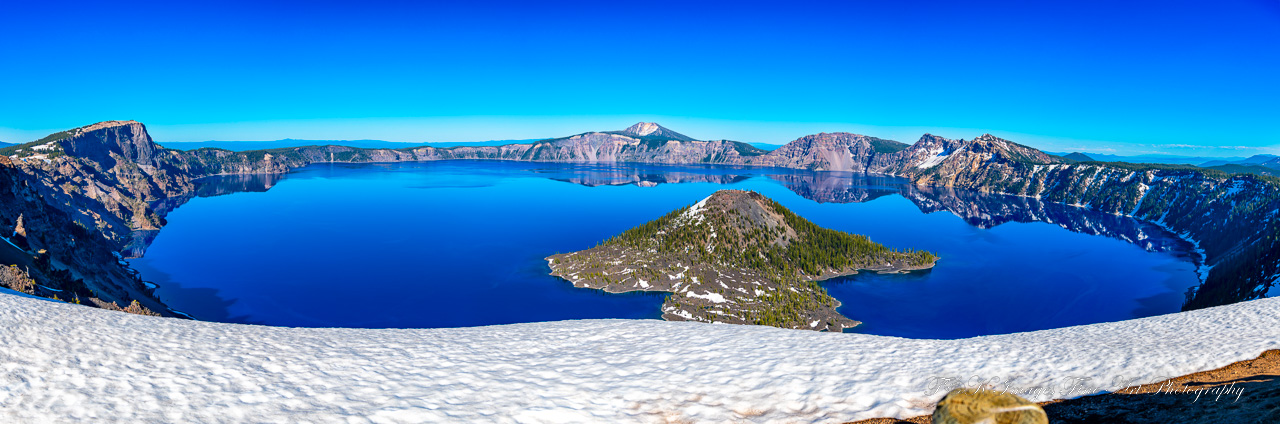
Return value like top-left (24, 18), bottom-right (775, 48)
top-left (625, 122), bottom-right (663, 136)
top-left (619, 122), bottom-right (695, 141)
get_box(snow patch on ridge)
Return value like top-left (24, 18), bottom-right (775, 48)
top-left (915, 146), bottom-right (950, 169)
top-left (677, 194), bottom-right (713, 226)
top-left (686, 291), bottom-right (728, 303)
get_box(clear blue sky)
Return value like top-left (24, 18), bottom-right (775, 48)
top-left (2, 0), bottom-right (1277, 156)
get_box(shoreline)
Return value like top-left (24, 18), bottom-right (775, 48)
top-left (55, 156), bottom-right (1211, 327)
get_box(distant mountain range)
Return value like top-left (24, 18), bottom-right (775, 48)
top-left (1198, 153), bottom-right (1280, 178)
top-left (1201, 164), bottom-right (1280, 177)
top-left (1199, 154), bottom-right (1279, 167)
top-left (0, 141), bottom-right (12, 147)
top-left (1048, 151), bottom-right (1271, 166)
top-left (1050, 152), bottom-right (1280, 177)
top-left (156, 138), bottom-right (541, 151)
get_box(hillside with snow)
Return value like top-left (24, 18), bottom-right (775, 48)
top-left (0, 292), bottom-right (1276, 423)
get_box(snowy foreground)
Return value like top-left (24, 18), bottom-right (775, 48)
top-left (1, 293), bottom-right (1278, 424)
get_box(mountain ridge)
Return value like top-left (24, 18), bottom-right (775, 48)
top-left (158, 139), bottom-right (544, 151)
top-left (2, 120), bottom-right (1279, 319)
top-left (1200, 154), bottom-right (1279, 168)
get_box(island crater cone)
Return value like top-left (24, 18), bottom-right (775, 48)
top-left (546, 189), bottom-right (939, 331)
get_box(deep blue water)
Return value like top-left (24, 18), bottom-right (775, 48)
top-left (131, 161), bottom-right (1201, 338)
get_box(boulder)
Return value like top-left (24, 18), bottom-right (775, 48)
top-left (932, 388), bottom-right (1047, 424)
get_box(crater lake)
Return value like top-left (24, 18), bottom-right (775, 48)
top-left (130, 161), bottom-right (1201, 339)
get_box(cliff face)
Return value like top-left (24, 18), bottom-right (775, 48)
top-left (770, 172), bottom-right (1194, 256)
top-left (953, 162), bottom-right (1280, 309)
top-left (10, 121), bottom-right (199, 257)
top-left (745, 133), bottom-right (904, 171)
top-left (490, 132), bottom-right (758, 164)
top-left (760, 131), bottom-right (1278, 309)
top-left (875, 133), bottom-right (1059, 180)
top-left (0, 152), bottom-right (165, 316)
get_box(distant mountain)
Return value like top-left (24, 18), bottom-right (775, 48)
top-left (156, 139), bottom-right (540, 152)
top-left (1048, 151), bottom-right (1280, 172)
top-left (612, 122), bottom-right (695, 142)
top-left (1205, 164), bottom-right (1280, 177)
top-left (419, 139), bottom-right (542, 148)
top-left (0, 141), bottom-right (12, 147)
top-left (1048, 152), bottom-right (1247, 166)
top-left (1062, 152), bottom-right (1094, 162)
top-left (1200, 154), bottom-right (1279, 168)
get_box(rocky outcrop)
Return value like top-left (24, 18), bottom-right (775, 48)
top-left (745, 132), bottom-right (906, 171)
top-left (932, 388), bottom-right (1048, 424)
top-left (0, 151), bottom-right (168, 316)
top-left (13, 214), bottom-right (25, 239)
top-left (860, 133), bottom-right (1059, 178)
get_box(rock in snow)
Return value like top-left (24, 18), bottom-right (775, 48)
top-left (931, 388), bottom-right (1047, 424)
top-left (0, 293), bottom-right (1277, 423)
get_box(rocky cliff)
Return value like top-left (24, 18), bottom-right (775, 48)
top-left (941, 161), bottom-right (1280, 310)
top-left (770, 172), bottom-right (1195, 260)
top-left (743, 132), bottom-right (908, 171)
top-left (0, 151), bottom-right (165, 316)
top-left (758, 133), bottom-right (1279, 310)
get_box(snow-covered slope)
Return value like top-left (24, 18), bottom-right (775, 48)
top-left (1, 293), bottom-right (1277, 423)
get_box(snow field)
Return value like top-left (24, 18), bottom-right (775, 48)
top-left (0, 293), bottom-right (1277, 423)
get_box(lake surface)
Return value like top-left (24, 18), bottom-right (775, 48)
top-left (131, 161), bottom-right (1201, 338)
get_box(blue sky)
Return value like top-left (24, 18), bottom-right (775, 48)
top-left (2, 0), bottom-right (1277, 156)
